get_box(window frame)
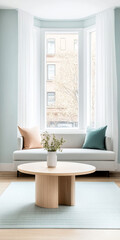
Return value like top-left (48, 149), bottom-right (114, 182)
top-left (39, 27), bottom-right (95, 133)
top-left (84, 26), bottom-right (96, 127)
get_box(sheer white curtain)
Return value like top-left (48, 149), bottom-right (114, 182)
top-left (96, 9), bottom-right (118, 160)
top-left (18, 10), bottom-right (40, 128)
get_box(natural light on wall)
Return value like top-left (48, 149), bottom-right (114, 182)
top-left (45, 33), bottom-right (79, 129)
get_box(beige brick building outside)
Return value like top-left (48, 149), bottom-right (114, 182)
top-left (46, 33), bottom-right (79, 128)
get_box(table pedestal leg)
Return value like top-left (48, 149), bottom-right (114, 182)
top-left (58, 176), bottom-right (75, 206)
top-left (35, 175), bottom-right (75, 208)
top-left (35, 175), bottom-right (58, 208)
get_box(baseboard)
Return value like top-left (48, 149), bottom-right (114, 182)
top-left (0, 163), bottom-right (16, 171)
top-left (116, 163), bottom-right (120, 172)
top-left (76, 171), bottom-right (110, 177)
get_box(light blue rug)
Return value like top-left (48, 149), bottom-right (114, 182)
top-left (0, 182), bottom-right (120, 229)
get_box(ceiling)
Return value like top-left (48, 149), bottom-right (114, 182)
top-left (0, 0), bottom-right (120, 20)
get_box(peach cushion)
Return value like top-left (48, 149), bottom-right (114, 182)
top-left (18, 126), bottom-right (43, 149)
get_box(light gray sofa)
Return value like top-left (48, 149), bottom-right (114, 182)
top-left (13, 133), bottom-right (116, 171)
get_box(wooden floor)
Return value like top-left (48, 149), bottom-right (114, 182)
top-left (0, 172), bottom-right (120, 240)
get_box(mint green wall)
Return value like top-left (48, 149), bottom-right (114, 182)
top-left (34, 16), bottom-right (96, 28)
top-left (0, 10), bottom-right (95, 165)
top-left (0, 10), bottom-right (18, 163)
top-left (115, 8), bottom-right (120, 163)
top-left (0, 9), bottom-right (120, 165)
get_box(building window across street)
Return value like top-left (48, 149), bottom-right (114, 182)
top-left (47, 92), bottom-right (55, 106)
top-left (47, 38), bottom-right (55, 55)
top-left (47, 64), bottom-right (55, 80)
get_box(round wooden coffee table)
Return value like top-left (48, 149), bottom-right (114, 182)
top-left (18, 161), bottom-right (96, 208)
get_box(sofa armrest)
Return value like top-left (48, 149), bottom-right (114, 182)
top-left (105, 137), bottom-right (113, 151)
top-left (18, 136), bottom-right (23, 150)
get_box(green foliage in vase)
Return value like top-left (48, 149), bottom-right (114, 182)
top-left (41, 132), bottom-right (66, 152)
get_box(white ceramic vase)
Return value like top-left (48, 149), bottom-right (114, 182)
top-left (47, 151), bottom-right (57, 168)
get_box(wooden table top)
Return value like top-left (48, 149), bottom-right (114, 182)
top-left (18, 161), bottom-right (96, 176)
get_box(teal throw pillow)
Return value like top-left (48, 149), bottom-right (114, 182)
top-left (83, 126), bottom-right (107, 150)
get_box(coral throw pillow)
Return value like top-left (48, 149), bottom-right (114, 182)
top-left (18, 126), bottom-right (43, 149)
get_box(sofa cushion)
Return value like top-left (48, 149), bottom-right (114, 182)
top-left (17, 135), bottom-right (113, 151)
top-left (13, 148), bottom-right (115, 162)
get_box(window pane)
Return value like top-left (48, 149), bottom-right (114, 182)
top-left (90, 31), bottom-right (96, 127)
top-left (47, 64), bottom-right (55, 80)
top-left (47, 39), bottom-right (55, 55)
top-left (45, 32), bottom-right (79, 129)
